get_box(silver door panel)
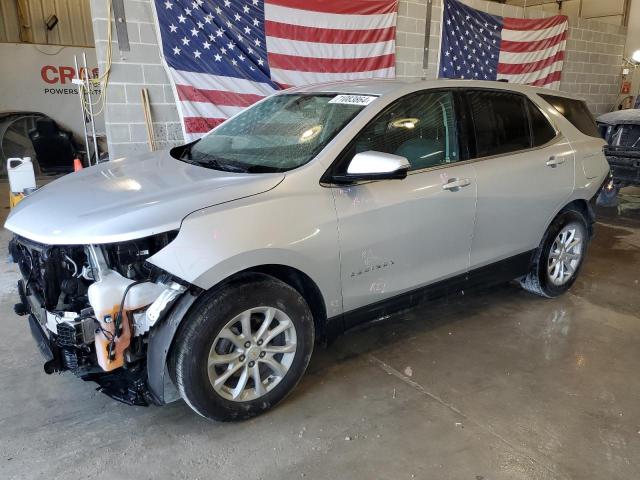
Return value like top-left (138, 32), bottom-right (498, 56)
top-left (333, 164), bottom-right (477, 313)
top-left (470, 138), bottom-right (575, 268)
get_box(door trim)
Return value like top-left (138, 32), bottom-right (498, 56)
top-left (325, 249), bottom-right (534, 336)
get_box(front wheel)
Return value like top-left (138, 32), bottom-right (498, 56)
top-left (520, 208), bottom-right (589, 298)
top-left (171, 274), bottom-right (314, 421)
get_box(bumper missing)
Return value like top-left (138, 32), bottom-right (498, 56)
top-left (27, 313), bottom-right (60, 374)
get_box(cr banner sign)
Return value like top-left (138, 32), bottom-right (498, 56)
top-left (0, 43), bottom-right (104, 139)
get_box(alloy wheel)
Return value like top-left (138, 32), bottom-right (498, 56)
top-left (547, 222), bottom-right (584, 286)
top-left (207, 307), bottom-right (297, 402)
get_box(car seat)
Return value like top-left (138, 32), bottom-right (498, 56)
top-left (29, 118), bottom-right (77, 174)
top-left (395, 137), bottom-right (445, 169)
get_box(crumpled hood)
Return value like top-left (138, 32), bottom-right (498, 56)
top-left (597, 109), bottom-right (640, 125)
top-left (5, 150), bottom-right (284, 245)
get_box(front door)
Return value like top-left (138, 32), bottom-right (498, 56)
top-left (329, 90), bottom-right (478, 316)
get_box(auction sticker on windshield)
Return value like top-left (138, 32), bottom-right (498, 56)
top-left (329, 95), bottom-right (377, 106)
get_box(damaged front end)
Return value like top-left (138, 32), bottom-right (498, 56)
top-left (597, 116), bottom-right (640, 188)
top-left (10, 232), bottom-right (194, 406)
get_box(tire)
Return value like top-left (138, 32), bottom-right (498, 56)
top-left (520, 207), bottom-right (589, 298)
top-left (171, 274), bottom-right (314, 421)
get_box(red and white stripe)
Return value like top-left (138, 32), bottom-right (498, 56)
top-left (264, 0), bottom-right (397, 87)
top-left (497, 15), bottom-right (568, 90)
top-left (171, 68), bottom-right (275, 138)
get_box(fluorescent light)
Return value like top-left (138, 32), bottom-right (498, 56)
top-left (632, 49), bottom-right (640, 63)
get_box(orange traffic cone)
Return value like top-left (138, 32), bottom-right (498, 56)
top-left (73, 158), bottom-right (83, 172)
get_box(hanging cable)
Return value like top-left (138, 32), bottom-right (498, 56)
top-left (79, 0), bottom-right (114, 117)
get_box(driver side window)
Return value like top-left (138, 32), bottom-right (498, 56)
top-left (352, 90), bottom-right (459, 171)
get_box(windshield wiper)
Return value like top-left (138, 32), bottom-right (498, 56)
top-left (199, 155), bottom-right (248, 172)
top-left (183, 152), bottom-right (249, 173)
top-left (245, 164), bottom-right (282, 173)
top-left (177, 143), bottom-right (274, 173)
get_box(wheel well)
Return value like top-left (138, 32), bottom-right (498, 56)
top-left (218, 265), bottom-right (328, 342)
top-left (561, 199), bottom-right (595, 237)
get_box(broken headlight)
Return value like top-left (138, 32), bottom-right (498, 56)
top-left (103, 231), bottom-right (178, 281)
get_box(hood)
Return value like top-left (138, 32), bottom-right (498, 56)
top-left (5, 150), bottom-right (284, 245)
top-left (597, 109), bottom-right (640, 126)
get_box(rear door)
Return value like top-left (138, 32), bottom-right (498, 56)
top-left (466, 89), bottom-right (575, 269)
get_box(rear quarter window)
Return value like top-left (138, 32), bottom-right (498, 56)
top-left (539, 94), bottom-right (600, 138)
top-left (527, 100), bottom-right (557, 147)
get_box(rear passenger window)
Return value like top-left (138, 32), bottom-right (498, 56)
top-left (467, 90), bottom-right (531, 157)
top-left (527, 100), bottom-right (556, 146)
top-left (539, 94), bottom-right (600, 138)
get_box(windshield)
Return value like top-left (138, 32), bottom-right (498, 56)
top-left (610, 124), bottom-right (640, 148)
top-left (174, 93), bottom-right (374, 173)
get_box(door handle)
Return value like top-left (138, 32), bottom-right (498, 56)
top-left (545, 156), bottom-right (565, 167)
top-left (442, 178), bottom-right (471, 191)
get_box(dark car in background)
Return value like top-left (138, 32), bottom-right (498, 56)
top-left (597, 109), bottom-right (640, 192)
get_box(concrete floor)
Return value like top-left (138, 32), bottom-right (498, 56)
top-left (1, 182), bottom-right (639, 480)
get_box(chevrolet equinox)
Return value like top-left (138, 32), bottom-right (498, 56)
top-left (6, 80), bottom-right (609, 421)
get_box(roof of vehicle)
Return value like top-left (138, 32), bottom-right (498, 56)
top-left (596, 108), bottom-right (640, 125)
top-left (285, 78), bottom-right (586, 101)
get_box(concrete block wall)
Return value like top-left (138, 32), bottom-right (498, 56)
top-left (91, 0), bottom-right (626, 158)
top-left (90, 0), bottom-right (183, 158)
top-left (557, 18), bottom-right (626, 114)
top-left (394, 0), bottom-right (439, 80)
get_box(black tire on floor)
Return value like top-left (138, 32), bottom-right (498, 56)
top-left (520, 207), bottom-right (589, 298)
top-left (171, 273), bottom-right (314, 421)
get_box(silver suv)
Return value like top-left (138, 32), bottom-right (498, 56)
top-left (6, 80), bottom-right (609, 421)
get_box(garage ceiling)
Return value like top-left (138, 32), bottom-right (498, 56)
top-left (490, 0), bottom-right (629, 25)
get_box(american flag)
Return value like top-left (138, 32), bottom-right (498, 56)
top-left (438, 0), bottom-right (568, 89)
top-left (153, 0), bottom-right (398, 141)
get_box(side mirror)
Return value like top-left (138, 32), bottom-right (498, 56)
top-left (333, 151), bottom-right (410, 183)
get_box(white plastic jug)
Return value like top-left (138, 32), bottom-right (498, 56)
top-left (7, 157), bottom-right (36, 194)
top-left (88, 269), bottom-right (165, 371)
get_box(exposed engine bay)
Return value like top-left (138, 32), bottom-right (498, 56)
top-left (10, 232), bottom-right (188, 406)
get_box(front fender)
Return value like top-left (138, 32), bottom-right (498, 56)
top-left (147, 291), bottom-right (198, 404)
top-left (190, 248), bottom-right (319, 290)
top-left (147, 180), bottom-right (343, 319)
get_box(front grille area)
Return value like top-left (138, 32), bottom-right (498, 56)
top-left (604, 147), bottom-right (640, 185)
top-left (11, 235), bottom-right (158, 406)
top-left (10, 237), bottom-right (91, 312)
top-left (56, 322), bottom-right (80, 347)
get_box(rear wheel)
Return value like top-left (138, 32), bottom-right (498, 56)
top-left (171, 274), bottom-right (314, 421)
top-left (520, 208), bottom-right (589, 298)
